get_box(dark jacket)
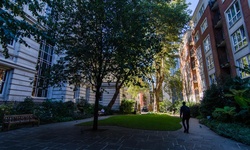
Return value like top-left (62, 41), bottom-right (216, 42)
top-left (180, 105), bottom-right (190, 119)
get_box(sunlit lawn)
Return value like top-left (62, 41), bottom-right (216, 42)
top-left (77, 114), bottom-right (182, 131)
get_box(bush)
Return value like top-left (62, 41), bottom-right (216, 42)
top-left (120, 99), bottom-right (136, 114)
top-left (200, 119), bottom-right (250, 145)
top-left (16, 97), bottom-right (35, 114)
top-left (163, 100), bottom-right (182, 114)
top-left (0, 102), bottom-right (15, 124)
top-left (234, 109), bottom-right (250, 125)
top-left (212, 106), bottom-right (236, 122)
top-left (34, 100), bottom-right (80, 124)
top-left (200, 84), bottom-right (228, 117)
top-left (188, 103), bottom-right (200, 118)
top-left (76, 98), bottom-right (94, 115)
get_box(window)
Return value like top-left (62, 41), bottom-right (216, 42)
top-left (202, 79), bottom-right (206, 90)
top-left (74, 86), bottom-right (80, 102)
top-left (194, 32), bottom-right (199, 43)
top-left (237, 55), bottom-right (250, 78)
top-left (232, 26), bottom-right (248, 51)
top-left (199, 4), bottom-right (205, 18)
top-left (226, 1), bottom-right (241, 27)
top-left (193, 17), bottom-right (198, 27)
top-left (0, 69), bottom-right (8, 94)
top-left (99, 92), bottom-right (103, 102)
top-left (199, 61), bottom-right (204, 76)
top-left (85, 87), bottom-right (90, 102)
top-left (209, 74), bottom-right (217, 85)
top-left (201, 18), bottom-right (208, 33)
top-left (203, 36), bottom-right (211, 53)
top-left (206, 54), bottom-right (214, 70)
top-left (32, 41), bottom-right (54, 97)
top-left (197, 47), bottom-right (202, 60)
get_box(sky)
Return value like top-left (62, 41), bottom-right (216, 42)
top-left (186, 0), bottom-right (199, 14)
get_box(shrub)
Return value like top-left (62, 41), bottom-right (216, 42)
top-left (234, 109), bottom-right (250, 125)
top-left (16, 97), bottom-right (35, 114)
top-left (200, 84), bottom-right (228, 117)
top-left (212, 106), bottom-right (236, 122)
top-left (120, 99), bottom-right (136, 114)
top-left (77, 98), bottom-right (94, 115)
top-left (0, 102), bottom-right (15, 124)
top-left (34, 100), bottom-right (54, 123)
top-left (200, 119), bottom-right (250, 145)
top-left (0, 102), bottom-right (15, 115)
top-left (34, 100), bottom-right (77, 124)
top-left (188, 102), bottom-right (200, 118)
top-left (159, 100), bottom-right (172, 113)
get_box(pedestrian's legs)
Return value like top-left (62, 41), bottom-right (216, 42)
top-left (186, 118), bottom-right (190, 133)
top-left (182, 118), bottom-right (186, 132)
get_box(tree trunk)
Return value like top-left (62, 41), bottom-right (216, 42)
top-left (93, 85), bottom-right (101, 131)
top-left (107, 87), bottom-right (120, 109)
top-left (107, 79), bottom-right (125, 110)
top-left (153, 88), bottom-right (157, 112)
top-left (154, 86), bottom-right (161, 111)
top-left (154, 58), bottom-right (164, 112)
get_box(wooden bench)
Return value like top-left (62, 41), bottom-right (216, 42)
top-left (2, 114), bottom-right (40, 131)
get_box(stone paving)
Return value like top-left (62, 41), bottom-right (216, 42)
top-left (0, 116), bottom-right (249, 150)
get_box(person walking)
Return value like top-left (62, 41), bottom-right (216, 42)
top-left (180, 101), bottom-right (190, 133)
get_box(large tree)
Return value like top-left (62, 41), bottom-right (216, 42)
top-left (48, 0), bottom-right (160, 130)
top-left (0, 0), bottom-right (52, 58)
top-left (108, 0), bottom-right (190, 110)
top-left (142, 0), bottom-right (190, 112)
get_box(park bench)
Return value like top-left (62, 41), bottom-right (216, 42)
top-left (2, 114), bottom-right (40, 131)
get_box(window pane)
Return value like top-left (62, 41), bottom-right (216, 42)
top-left (0, 69), bottom-right (7, 94)
top-left (32, 41), bottom-right (53, 97)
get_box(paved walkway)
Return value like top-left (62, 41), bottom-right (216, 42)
top-left (0, 116), bottom-right (249, 150)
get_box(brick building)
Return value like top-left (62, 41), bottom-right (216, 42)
top-left (180, 0), bottom-right (250, 102)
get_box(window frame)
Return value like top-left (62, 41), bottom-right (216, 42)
top-left (199, 4), bottom-right (205, 18)
top-left (206, 54), bottom-right (214, 70)
top-left (32, 41), bottom-right (54, 98)
top-left (203, 35), bottom-right (211, 53)
top-left (85, 87), bottom-right (90, 102)
top-left (0, 68), bottom-right (11, 96)
top-left (209, 73), bottom-right (217, 85)
top-left (196, 46), bottom-right (202, 60)
top-left (237, 54), bottom-right (250, 78)
top-left (200, 18), bottom-right (208, 34)
top-left (194, 31), bottom-right (200, 43)
top-left (226, 1), bottom-right (241, 27)
top-left (74, 86), bottom-right (80, 102)
top-left (231, 26), bottom-right (248, 51)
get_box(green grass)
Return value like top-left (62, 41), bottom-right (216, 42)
top-left (77, 114), bottom-right (182, 131)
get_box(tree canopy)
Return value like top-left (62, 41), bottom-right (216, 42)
top-left (48, 0), bottom-right (161, 130)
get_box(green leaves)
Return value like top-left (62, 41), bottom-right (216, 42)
top-left (225, 88), bottom-right (250, 108)
top-left (1, 0), bottom-right (52, 58)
